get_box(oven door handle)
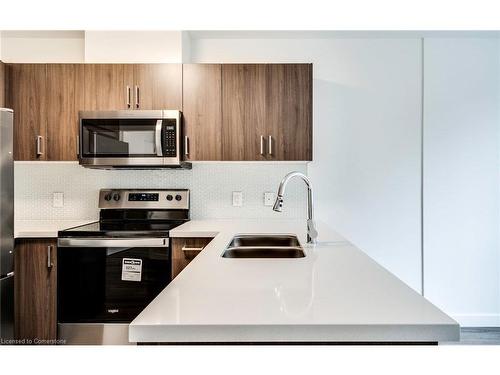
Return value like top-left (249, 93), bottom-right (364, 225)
top-left (57, 238), bottom-right (169, 248)
top-left (155, 119), bottom-right (163, 157)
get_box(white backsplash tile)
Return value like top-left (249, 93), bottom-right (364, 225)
top-left (15, 162), bottom-right (308, 222)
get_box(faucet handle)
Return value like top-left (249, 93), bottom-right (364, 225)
top-left (307, 219), bottom-right (318, 244)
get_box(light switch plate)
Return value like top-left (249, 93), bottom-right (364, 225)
top-left (264, 192), bottom-right (275, 206)
top-left (52, 192), bottom-right (64, 208)
top-left (232, 191), bottom-right (243, 207)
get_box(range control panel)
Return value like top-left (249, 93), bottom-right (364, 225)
top-left (99, 189), bottom-right (189, 210)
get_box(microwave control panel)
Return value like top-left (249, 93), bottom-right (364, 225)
top-left (162, 120), bottom-right (177, 157)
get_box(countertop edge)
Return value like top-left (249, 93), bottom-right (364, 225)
top-left (129, 323), bottom-right (460, 343)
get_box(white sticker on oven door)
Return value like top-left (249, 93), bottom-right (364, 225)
top-left (121, 258), bottom-right (142, 282)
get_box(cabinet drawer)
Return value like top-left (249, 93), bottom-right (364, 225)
top-left (171, 237), bottom-right (213, 279)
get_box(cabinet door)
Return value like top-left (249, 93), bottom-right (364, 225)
top-left (0, 61), bottom-right (5, 107)
top-left (266, 64), bottom-right (312, 161)
top-left (14, 239), bottom-right (57, 341)
top-left (46, 64), bottom-right (84, 161)
top-left (222, 64), bottom-right (267, 161)
top-left (172, 238), bottom-right (213, 279)
top-left (182, 64), bottom-right (222, 160)
top-left (83, 64), bottom-right (134, 110)
top-left (133, 64), bottom-right (182, 110)
top-left (7, 64), bottom-right (47, 161)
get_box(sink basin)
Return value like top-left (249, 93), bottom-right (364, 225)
top-left (222, 235), bottom-right (305, 258)
top-left (227, 234), bottom-right (301, 248)
top-left (222, 247), bottom-right (305, 258)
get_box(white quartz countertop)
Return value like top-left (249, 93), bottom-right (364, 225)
top-left (15, 220), bottom-right (93, 238)
top-left (130, 219), bottom-right (459, 343)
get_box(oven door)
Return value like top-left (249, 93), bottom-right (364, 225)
top-left (78, 110), bottom-right (181, 167)
top-left (57, 238), bottom-right (171, 324)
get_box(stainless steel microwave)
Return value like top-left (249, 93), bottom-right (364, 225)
top-left (78, 110), bottom-right (190, 169)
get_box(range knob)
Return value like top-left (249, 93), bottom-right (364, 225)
top-left (166, 194), bottom-right (173, 201)
top-left (104, 193), bottom-right (112, 201)
top-left (175, 194), bottom-right (182, 201)
top-left (113, 193), bottom-right (121, 201)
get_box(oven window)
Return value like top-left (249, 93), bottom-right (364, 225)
top-left (81, 119), bottom-right (159, 157)
top-left (57, 246), bottom-right (171, 323)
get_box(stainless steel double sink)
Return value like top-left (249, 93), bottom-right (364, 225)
top-left (222, 234), bottom-right (305, 258)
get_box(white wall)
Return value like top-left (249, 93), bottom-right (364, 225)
top-left (1, 31), bottom-right (84, 62)
top-left (0, 30), bottom-right (187, 63)
top-left (423, 38), bottom-right (500, 326)
top-left (191, 37), bottom-right (423, 292)
top-left (84, 31), bottom-right (184, 63)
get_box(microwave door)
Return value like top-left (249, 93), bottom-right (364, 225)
top-left (155, 120), bottom-right (163, 157)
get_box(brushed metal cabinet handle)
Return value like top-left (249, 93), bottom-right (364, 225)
top-left (181, 246), bottom-right (205, 252)
top-left (135, 85), bottom-right (140, 109)
top-left (268, 135), bottom-right (273, 156)
top-left (36, 135), bottom-right (44, 157)
top-left (47, 245), bottom-right (53, 269)
top-left (260, 135), bottom-right (265, 155)
top-left (184, 136), bottom-right (189, 156)
top-left (126, 86), bottom-right (131, 108)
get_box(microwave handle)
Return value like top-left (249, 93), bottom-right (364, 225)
top-left (155, 119), bottom-right (163, 156)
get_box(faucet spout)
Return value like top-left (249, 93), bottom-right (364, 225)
top-left (272, 172), bottom-right (318, 244)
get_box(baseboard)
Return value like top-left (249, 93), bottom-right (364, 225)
top-left (451, 314), bottom-right (500, 327)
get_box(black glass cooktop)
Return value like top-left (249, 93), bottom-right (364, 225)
top-left (58, 220), bottom-right (187, 238)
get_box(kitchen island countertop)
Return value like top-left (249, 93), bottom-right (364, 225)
top-left (130, 219), bottom-right (459, 343)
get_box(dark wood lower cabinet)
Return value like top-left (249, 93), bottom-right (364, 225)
top-left (14, 239), bottom-right (57, 343)
top-left (172, 237), bottom-right (213, 279)
top-left (0, 61), bottom-right (5, 107)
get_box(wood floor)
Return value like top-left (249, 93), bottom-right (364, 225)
top-left (442, 328), bottom-right (500, 345)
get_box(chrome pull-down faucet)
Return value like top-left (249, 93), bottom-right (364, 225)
top-left (273, 172), bottom-right (318, 244)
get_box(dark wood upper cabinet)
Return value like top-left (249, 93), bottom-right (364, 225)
top-left (182, 64), bottom-right (222, 160)
top-left (14, 239), bottom-right (57, 341)
top-left (221, 64), bottom-right (312, 161)
top-left (83, 64), bottom-right (182, 111)
top-left (7, 64), bottom-right (47, 161)
top-left (83, 64), bottom-right (133, 110)
top-left (46, 64), bottom-right (84, 161)
top-left (7, 62), bottom-right (311, 162)
top-left (267, 64), bottom-right (312, 161)
top-left (133, 64), bottom-right (182, 110)
top-left (222, 64), bottom-right (267, 161)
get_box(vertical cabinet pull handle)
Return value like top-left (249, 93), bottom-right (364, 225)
top-left (36, 135), bottom-right (44, 157)
top-left (260, 135), bottom-right (265, 156)
top-left (126, 86), bottom-right (131, 108)
top-left (184, 136), bottom-right (189, 156)
top-left (268, 135), bottom-right (273, 156)
top-left (135, 86), bottom-right (140, 109)
top-left (47, 245), bottom-right (53, 269)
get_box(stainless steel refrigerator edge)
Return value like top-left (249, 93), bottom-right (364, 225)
top-left (0, 108), bottom-right (14, 341)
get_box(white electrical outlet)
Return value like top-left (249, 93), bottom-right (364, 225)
top-left (232, 191), bottom-right (243, 207)
top-left (52, 192), bottom-right (64, 208)
top-left (264, 192), bottom-right (276, 206)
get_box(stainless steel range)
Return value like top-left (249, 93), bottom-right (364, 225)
top-left (57, 189), bottom-right (190, 345)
